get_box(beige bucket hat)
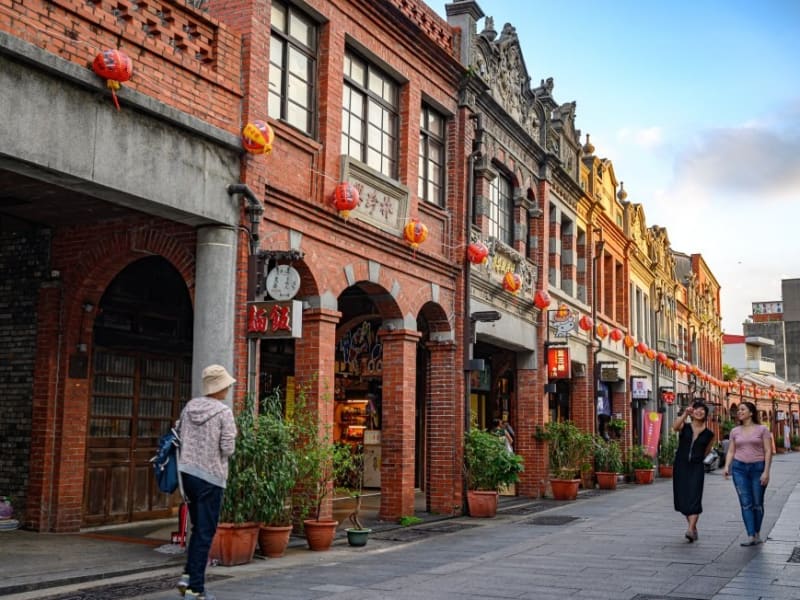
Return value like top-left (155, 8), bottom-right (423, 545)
top-left (202, 364), bottom-right (236, 396)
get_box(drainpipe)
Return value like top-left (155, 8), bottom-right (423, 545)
top-left (226, 183), bottom-right (265, 398)
top-left (226, 183), bottom-right (264, 256)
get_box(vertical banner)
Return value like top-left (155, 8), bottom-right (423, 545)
top-left (642, 411), bottom-right (663, 458)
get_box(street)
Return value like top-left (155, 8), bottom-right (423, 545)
top-left (145, 455), bottom-right (800, 599)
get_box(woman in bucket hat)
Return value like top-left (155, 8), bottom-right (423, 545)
top-left (177, 365), bottom-right (237, 600)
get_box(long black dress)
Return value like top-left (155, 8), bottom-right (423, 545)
top-left (673, 424), bottom-right (714, 516)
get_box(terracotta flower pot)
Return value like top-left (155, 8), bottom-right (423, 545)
top-left (634, 468), bottom-right (655, 484)
top-left (550, 478), bottom-right (580, 500)
top-left (258, 525), bottom-right (292, 558)
top-left (658, 465), bottom-right (674, 479)
top-left (466, 490), bottom-right (499, 517)
top-left (595, 472), bottom-right (617, 490)
top-left (211, 522), bottom-right (260, 566)
top-left (303, 519), bottom-right (338, 551)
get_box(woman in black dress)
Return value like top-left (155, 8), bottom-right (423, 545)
top-left (672, 400), bottom-right (715, 542)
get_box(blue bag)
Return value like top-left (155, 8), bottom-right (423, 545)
top-left (151, 426), bottom-right (181, 494)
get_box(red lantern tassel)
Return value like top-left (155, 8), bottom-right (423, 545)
top-left (107, 80), bottom-right (121, 111)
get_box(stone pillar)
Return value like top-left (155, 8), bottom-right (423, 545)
top-left (378, 328), bottom-right (421, 520)
top-left (425, 340), bottom-right (461, 516)
top-left (294, 307), bottom-right (341, 520)
top-left (192, 226), bottom-right (237, 400)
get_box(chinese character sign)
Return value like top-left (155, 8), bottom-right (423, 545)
top-left (547, 347), bottom-right (571, 379)
top-left (247, 300), bottom-right (302, 338)
top-left (642, 411), bottom-right (663, 459)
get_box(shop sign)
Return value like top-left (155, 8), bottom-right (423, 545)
top-left (776, 410), bottom-right (786, 421)
top-left (631, 376), bottom-right (650, 399)
top-left (547, 346), bottom-right (571, 379)
top-left (642, 411), bottom-right (663, 458)
top-left (600, 363), bottom-right (619, 382)
top-left (247, 300), bottom-right (302, 338)
top-left (548, 307), bottom-right (577, 337)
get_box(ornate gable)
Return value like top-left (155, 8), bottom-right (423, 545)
top-left (473, 19), bottom-right (538, 138)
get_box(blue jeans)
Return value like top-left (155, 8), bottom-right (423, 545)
top-left (731, 459), bottom-right (765, 537)
top-left (182, 473), bottom-right (223, 593)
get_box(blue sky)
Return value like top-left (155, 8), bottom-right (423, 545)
top-left (434, 0), bottom-right (800, 333)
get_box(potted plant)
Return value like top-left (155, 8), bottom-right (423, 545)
top-left (593, 436), bottom-right (623, 490)
top-left (292, 386), bottom-right (341, 551)
top-left (631, 444), bottom-right (655, 484)
top-left (658, 432), bottom-right (678, 478)
top-left (334, 443), bottom-right (372, 546)
top-left (212, 394), bottom-right (262, 566)
top-left (254, 389), bottom-right (299, 558)
top-left (542, 421), bottom-right (592, 500)
top-left (775, 435), bottom-right (786, 454)
top-left (791, 433), bottom-right (800, 451)
top-left (463, 427), bottom-right (524, 517)
top-left (607, 418), bottom-right (626, 439)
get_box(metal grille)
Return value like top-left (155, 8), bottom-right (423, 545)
top-left (789, 546), bottom-right (800, 563)
top-left (371, 522), bottom-right (480, 542)
top-left (37, 574), bottom-right (230, 600)
top-left (523, 515), bottom-right (579, 526)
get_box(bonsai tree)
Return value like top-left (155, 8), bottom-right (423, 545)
top-left (658, 432), bottom-right (679, 467)
top-left (542, 420), bottom-right (593, 480)
top-left (333, 442), bottom-right (368, 530)
top-left (254, 389), bottom-right (299, 527)
top-left (464, 427), bottom-right (524, 491)
top-left (631, 444), bottom-right (655, 470)
top-left (593, 436), bottom-right (623, 473)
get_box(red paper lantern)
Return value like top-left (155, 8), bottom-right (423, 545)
top-left (635, 342), bottom-right (648, 354)
top-left (332, 182), bottom-right (359, 220)
top-left (666, 358), bottom-right (674, 369)
top-left (578, 315), bottom-right (594, 331)
top-left (646, 348), bottom-right (656, 360)
top-left (242, 120), bottom-right (275, 155)
top-left (677, 363), bottom-right (687, 374)
top-left (533, 289), bottom-right (552, 309)
top-left (403, 219), bottom-right (428, 250)
top-left (596, 323), bottom-right (609, 339)
top-left (656, 352), bottom-right (667, 364)
top-left (609, 328), bottom-right (623, 342)
top-left (502, 272), bottom-right (522, 294)
top-left (467, 241), bottom-right (489, 264)
top-left (92, 49), bottom-right (133, 111)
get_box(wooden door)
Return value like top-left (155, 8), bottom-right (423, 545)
top-left (83, 350), bottom-right (190, 526)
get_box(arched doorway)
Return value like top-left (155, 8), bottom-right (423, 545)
top-left (83, 256), bottom-right (193, 526)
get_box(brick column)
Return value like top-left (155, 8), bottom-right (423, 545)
top-left (294, 307), bottom-right (341, 520)
top-left (425, 340), bottom-right (461, 516)
top-left (378, 328), bottom-right (421, 520)
top-left (516, 367), bottom-right (546, 497)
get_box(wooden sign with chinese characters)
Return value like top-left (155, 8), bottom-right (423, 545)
top-left (547, 346), bottom-right (571, 379)
top-left (247, 300), bottom-right (302, 339)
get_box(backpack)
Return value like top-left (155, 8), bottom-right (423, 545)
top-left (151, 424), bottom-right (181, 494)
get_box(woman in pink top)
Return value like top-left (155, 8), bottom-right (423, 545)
top-left (723, 401), bottom-right (773, 546)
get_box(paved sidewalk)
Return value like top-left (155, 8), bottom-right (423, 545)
top-left (1, 454), bottom-right (798, 599)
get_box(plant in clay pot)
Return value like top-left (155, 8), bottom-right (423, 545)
top-left (542, 421), bottom-right (592, 500)
top-left (463, 426), bottom-right (524, 517)
top-left (254, 389), bottom-right (299, 558)
top-left (631, 444), bottom-right (655, 484)
top-left (593, 436), bottom-right (623, 490)
top-left (658, 432), bottom-right (678, 478)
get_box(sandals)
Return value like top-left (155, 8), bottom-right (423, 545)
top-left (685, 530), bottom-right (697, 543)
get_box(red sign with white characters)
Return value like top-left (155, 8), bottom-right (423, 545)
top-left (547, 347), bottom-right (571, 379)
top-left (247, 300), bottom-right (302, 338)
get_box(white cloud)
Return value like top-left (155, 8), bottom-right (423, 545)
top-left (616, 126), bottom-right (664, 150)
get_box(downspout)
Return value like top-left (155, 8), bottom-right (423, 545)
top-left (226, 183), bottom-right (265, 398)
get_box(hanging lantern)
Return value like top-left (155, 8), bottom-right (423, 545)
top-left (555, 304), bottom-right (570, 319)
top-left (242, 120), bottom-right (275, 154)
top-left (502, 272), bottom-right (522, 294)
top-left (657, 352), bottom-right (667, 364)
top-left (609, 328), bottom-right (623, 342)
top-left (533, 289), bottom-right (552, 309)
top-left (677, 363), bottom-right (687, 374)
top-left (646, 348), bottom-right (656, 360)
top-left (623, 335), bottom-right (635, 349)
top-left (332, 182), bottom-right (359, 220)
top-left (467, 241), bottom-right (489, 265)
top-left (578, 315), bottom-right (593, 331)
top-left (596, 323), bottom-right (609, 339)
top-left (665, 357), bottom-right (674, 369)
top-left (403, 219), bottom-right (428, 251)
top-left (92, 49), bottom-right (133, 111)
top-left (635, 342), bottom-right (648, 354)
